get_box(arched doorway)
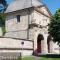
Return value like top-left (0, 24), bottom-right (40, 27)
top-left (37, 34), bottom-right (44, 53)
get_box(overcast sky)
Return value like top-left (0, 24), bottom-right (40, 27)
top-left (6, 0), bottom-right (60, 14)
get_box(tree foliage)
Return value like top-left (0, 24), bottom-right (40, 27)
top-left (48, 9), bottom-right (60, 44)
top-left (0, 0), bottom-right (8, 13)
top-left (0, 0), bottom-right (8, 35)
top-left (0, 14), bottom-right (5, 25)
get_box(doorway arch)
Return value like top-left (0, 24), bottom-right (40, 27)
top-left (37, 34), bottom-right (44, 53)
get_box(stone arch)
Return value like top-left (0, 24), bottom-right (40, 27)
top-left (37, 34), bottom-right (44, 53)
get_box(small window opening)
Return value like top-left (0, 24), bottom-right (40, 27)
top-left (17, 15), bottom-right (20, 22)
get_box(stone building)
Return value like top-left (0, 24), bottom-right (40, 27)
top-left (0, 0), bottom-right (59, 56)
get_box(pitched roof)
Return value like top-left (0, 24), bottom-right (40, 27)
top-left (5, 0), bottom-right (43, 13)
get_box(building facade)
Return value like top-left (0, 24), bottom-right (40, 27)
top-left (0, 0), bottom-right (59, 56)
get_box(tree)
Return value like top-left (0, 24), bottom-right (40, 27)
top-left (48, 9), bottom-right (60, 52)
top-left (0, 0), bottom-right (8, 35)
top-left (0, 0), bottom-right (8, 13)
top-left (0, 14), bottom-right (6, 35)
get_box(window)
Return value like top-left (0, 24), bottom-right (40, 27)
top-left (17, 15), bottom-right (20, 22)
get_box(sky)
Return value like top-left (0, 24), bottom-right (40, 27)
top-left (6, 0), bottom-right (60, 14)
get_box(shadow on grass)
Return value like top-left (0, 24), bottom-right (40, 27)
top-left (39, 54), bottom-right (60, 58)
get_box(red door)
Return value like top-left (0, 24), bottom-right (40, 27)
top-left (37, 41), bottom-right (41, 53)
top-left (37, 34), bottom-right (44, 53)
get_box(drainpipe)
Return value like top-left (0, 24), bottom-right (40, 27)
top-left (26, 0), bottom-right (33, 39)
top-left (27, 8), bottom-right (30, 40)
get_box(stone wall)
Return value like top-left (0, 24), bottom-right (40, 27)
top-left (5, 9), bottom-right (30, 39)
top-left (0, 37), bottom-right (33, 56)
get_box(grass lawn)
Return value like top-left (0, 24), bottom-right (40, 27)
top-left (41, 57), bottom-right (60, 60)
top-left (18, 56), bottom-right (34, 60)
top-left (17, 56), bottom-right (60, 60)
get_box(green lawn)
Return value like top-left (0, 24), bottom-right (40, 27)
top-left (40, 57), bottom-right (60, 60)
top-left (18, 56), bottom-right (34, 60)
top-left (17, 56), bottom-right (60, 60)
